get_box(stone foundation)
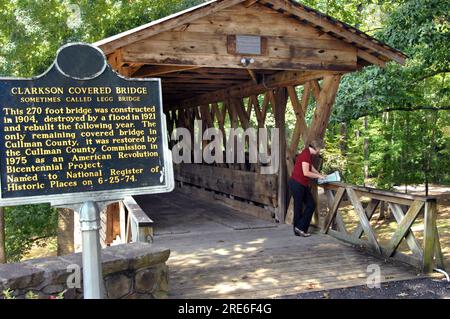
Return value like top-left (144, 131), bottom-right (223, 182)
top-left (0, 243), bottom-right (170, 299)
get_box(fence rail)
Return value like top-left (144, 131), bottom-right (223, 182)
top-left (122, 196), bottom-right (154, 244)
top-left (321, 182), bottom-right (445, 273)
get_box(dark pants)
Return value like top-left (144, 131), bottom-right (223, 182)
top-left (288, 178), bottom-right (316, 232)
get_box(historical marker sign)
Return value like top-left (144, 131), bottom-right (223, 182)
top-left (0, 43), bottom-right (174, 206)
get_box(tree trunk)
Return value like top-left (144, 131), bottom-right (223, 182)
top-left (364, 116), bottom-right (369, 185)
top-left (57, 208), bottom-right (75, 256)
top-left (0, 207), bottom-right (6, 264)
top-left (339, 122), bottom-right (347, 155)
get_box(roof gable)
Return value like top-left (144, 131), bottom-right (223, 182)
top-left (94, 0), bottom-right (406, 67)
top-left (120, 3), bottom-right (358, 72)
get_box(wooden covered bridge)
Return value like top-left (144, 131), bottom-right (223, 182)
top-left (57, 0), bottom-right (445, 298)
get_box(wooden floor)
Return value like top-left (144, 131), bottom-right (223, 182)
top-left (135, 190), bottom-right (420, 299)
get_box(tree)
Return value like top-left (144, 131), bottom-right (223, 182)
top-left (324, 0), bottom-right (449, 188)
top-left (0, 0), bottom-right (205, 77)
top-left (4, 204), bottom-right (58, 262)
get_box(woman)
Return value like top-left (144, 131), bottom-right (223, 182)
top-left (288, 140), bottom-right (325, 237)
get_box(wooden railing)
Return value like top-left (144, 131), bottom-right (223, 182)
top-left (122, 196), bottom-right (154, 244)
top-left (321, 182), bottom-right (445, 273)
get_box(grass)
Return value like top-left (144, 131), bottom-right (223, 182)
top-left (21, 236), bottom-right (58, 261)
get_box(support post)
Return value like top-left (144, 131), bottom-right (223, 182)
top-left (307, 75), bottom-right (342, 227)
top-left (79, 201), bottom-right (104, 299)
top-left (422, 200), bottom-right (438, 273)
top-left (274, 87), bottom-right (288, 223)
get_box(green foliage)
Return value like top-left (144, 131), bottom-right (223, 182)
top-left (332, 0), bottom-right (449, 122)
top-left (0, 0), bottom-right (205, 77)
top-left (322, 0), bottom-right (449, 189)
top-left (25, 290), bottom-right (39, 299)
top-left (4, 204), bottom-right (58, 262)
top-left (1, 288), bottom-right (65, 299)
top-left (2, 288), bottom-right (15, 299)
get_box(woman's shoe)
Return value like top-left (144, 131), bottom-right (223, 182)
top-left (294, 227), bottom-right (311, 237)
top-left (300, 231), bottom-right (311, 237)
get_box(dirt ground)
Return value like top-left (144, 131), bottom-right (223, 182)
top-left (285, 277), bottom-right (450, 299)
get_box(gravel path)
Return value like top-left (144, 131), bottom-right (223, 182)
top-left (283, 277), bottom-right (450, 299)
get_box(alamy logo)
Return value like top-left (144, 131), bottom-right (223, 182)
top-left (171, 120), bottom-right (280, 174)
top-left (66, 264), bottom-right (81, 289)
top-left (366, 264), bottom-right (381, 289)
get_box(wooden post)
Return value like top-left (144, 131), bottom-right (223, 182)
top-left (422, 200), bottom-right (438, 273)
top-left (307, 75), bottom-right (342, 227)
top-left (104, 203), bottom-right (121, 246)
top-left (307, 75), bottom-right (342, 144)
top-left (274, 87), bottom-right (288, 223)
top-left (0, 207), bottom-right (6, 263)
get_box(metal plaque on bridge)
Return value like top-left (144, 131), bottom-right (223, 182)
top-left (0, 43), bottom-right (174, 206)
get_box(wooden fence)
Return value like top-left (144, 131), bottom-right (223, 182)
top-left (103, 196), bottom-right (153, 245)
top-left (321, 182), bottom-right (445, 273)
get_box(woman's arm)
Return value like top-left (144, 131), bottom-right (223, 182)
top-left (302, 162), bottom-right (325, 179)
top-left (311, 166), bottom-right (320, 175)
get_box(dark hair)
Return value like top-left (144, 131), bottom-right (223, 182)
top-left (309, 139), bottom-right (325, 150)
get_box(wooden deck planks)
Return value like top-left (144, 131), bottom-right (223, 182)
top-left (137, 190), bottom-right (419, 299)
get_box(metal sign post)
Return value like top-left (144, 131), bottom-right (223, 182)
top-left (79, 201), bottom-right (103, 299)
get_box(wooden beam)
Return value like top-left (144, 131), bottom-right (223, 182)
top-left (252, 95), bottom-right (262, 125)
top-left (95, 0), bottom-right (247, 55)
top-left (321, 182), bottom-right (434, 204)
top-left (260, 92), bottom-right (269, 124)
top-left (274, 87), bottom-right (288, 223)
top-left (123, 196), bottom-right (154, 243)
top-left (134, 65), bottom-right (200, 77)
top-left (245, 96), bottom-right (253, 118)
top-left (244, 0), bottom-right (259, 7)
top-left (352, 199), bottom-right (380, 239)
top-left (311, 80), bottom-right (321, 101)
top-left (121, 48), bottom-right (357, 72)
top-left (233, 98), bottom-right (251, 129)
top-left (323, 187), bottom-right (345, 233)
top-left (346, 187), bottom-right (381, 254)
top-left (385, 200), bottom-right (424, 258)
top-left (120, 64), bottom-right (142, 77)
top-left (247, 69), bottom-right (258, 84)
top-left (174, 163), bottom-right (278, 206)
top-left (287, 84), bottom-right (309, 151)
top-left (422, 200), bottom-right (438, 273)
top-left (388, 203), bottom-right (423, 260)
top-left (306, 74), bottom-right (341, 144)
top-left (170, 70), bottom-right (338, 109)
top-left (265, 0), bottom-right (406, 65)
top-left (200, 104), bottom-right (214, 129)
top-left (177, 183), bottom-right (274, 221)
top-left (357, 49), bottom-right (386, 68)
top-left (325, 189), bottom-right (348, 233)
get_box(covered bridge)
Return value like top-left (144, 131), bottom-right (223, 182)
top-left (93, 0), bottom-right (406, 221)
top-left (58, 0), bottom-right (445, 298)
